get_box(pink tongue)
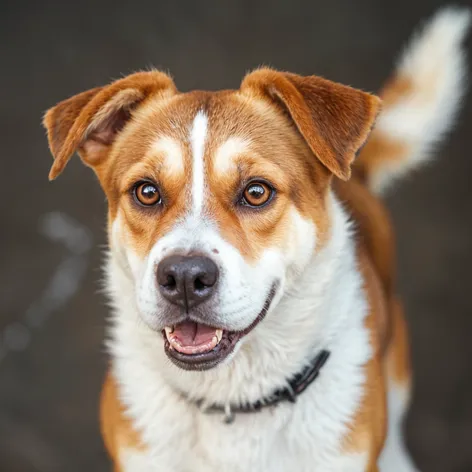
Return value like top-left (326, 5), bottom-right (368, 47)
top-left (172, 320), bottom-right (217, 347)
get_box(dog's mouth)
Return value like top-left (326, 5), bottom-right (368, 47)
top-left (162, 321), bottom-right (240, 371)
top-left (162, 283), bottom-right (278, 371)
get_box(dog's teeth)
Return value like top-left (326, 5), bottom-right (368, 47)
top-left (215, 329), bottom-right (223, 343)
top-left (164, 326), bottom-right (174, 337)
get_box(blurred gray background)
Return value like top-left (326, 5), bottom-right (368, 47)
top-left (1, 0), bottom-right (471, 471)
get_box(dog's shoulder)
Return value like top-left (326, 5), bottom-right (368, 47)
top-left (333, 177), bottom-right (396, 297)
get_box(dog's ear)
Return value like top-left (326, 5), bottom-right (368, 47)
top-left (241, 68), bottom-right (381, 180)
top-left (43, 71), bottom-right (177, 180)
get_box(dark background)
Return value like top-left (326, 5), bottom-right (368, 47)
top-left (1, 0), bottom-right (471, 471)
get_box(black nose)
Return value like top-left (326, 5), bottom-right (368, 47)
top-left (157, 255), bottom-right (219, 310)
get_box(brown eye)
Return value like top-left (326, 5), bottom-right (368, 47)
top-left (242, 181), bottom-right (273, 207)
top-left (134, 182), bottom-right (161, 206)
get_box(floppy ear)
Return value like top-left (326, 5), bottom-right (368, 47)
top-left (241, 68), bottom-right (381, 180)
top-left (43, 71), bottom-right (177, 180)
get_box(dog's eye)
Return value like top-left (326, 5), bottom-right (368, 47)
top-left (134, 182), bottom-right (161, 206)
top-left (242, 181), bottom-right (273, 207)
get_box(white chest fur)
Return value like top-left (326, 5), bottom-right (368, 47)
top-left (116, 344), bottom-right (370, 472)
top-left (119, 399), bottom-right (368, 472)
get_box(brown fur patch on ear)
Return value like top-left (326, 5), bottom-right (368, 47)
top-left (241, 68), bottom-right (381, 180)
top-left (43, 71), bottom-right (177, 180)
top-left (86, 88), bottom-right (144, 140)
top-left (80, 88), bottom-right (146, 165)
top-left (43, 87), bottom-right (103, 162)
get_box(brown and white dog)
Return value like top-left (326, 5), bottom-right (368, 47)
top-left (43, 8), bottom-right (469, 472)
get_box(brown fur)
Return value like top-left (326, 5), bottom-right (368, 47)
top-left (44, 70), bottom-right (177, 180)
top-left (100, 373), bottom-right (146, 471)
top-left (241, 68), bottom-right (381, 180)
top-left (336, 175), bottom-right (411, 462)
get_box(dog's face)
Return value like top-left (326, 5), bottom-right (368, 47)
top-left (44, 69), bottom-right (379, 370)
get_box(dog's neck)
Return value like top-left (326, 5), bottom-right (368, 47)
top-left (107, 193), bottom-right (370, 407)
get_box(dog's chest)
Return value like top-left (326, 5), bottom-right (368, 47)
top-left (119, 389), bottom-right (368, 472)
top-left (192, 406), bottom-right (367, 472)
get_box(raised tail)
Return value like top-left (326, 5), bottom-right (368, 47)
top-left (355, 6), bottom-right (471, 194)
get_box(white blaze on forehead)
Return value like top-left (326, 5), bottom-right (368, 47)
top-left (151, 136), bottom-right (184, 175)
top-left (190, 111), bottom-right (208, 216)
top-left (214, 136), bottom-right (250, 175)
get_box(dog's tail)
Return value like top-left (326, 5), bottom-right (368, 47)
top-left (355, 7), bottom-right (471, 194)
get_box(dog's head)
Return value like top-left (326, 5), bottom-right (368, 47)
top-left (43, 69), bottom-right (379, 371)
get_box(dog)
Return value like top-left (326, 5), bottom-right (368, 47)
top-left (43, 7), bottom-right (470, 472)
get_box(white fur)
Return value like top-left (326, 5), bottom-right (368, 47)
top-left (107, 194), bottom-right (374, 471)
top-left (213, 137), bottom-right (250, 174)
top-left (151, 136), bottom-right (184, 175)
top-left (120, 448), bottom-right (155, 471)
top-left (190, 111), bottom-right (208, 216)
top-left (379, 383), bottom-right (418, 472)
top-left (370, 7), bottom-right (470, 194)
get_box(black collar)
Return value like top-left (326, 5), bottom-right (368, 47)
top-left (193, 349), bottom-right (330, 423)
